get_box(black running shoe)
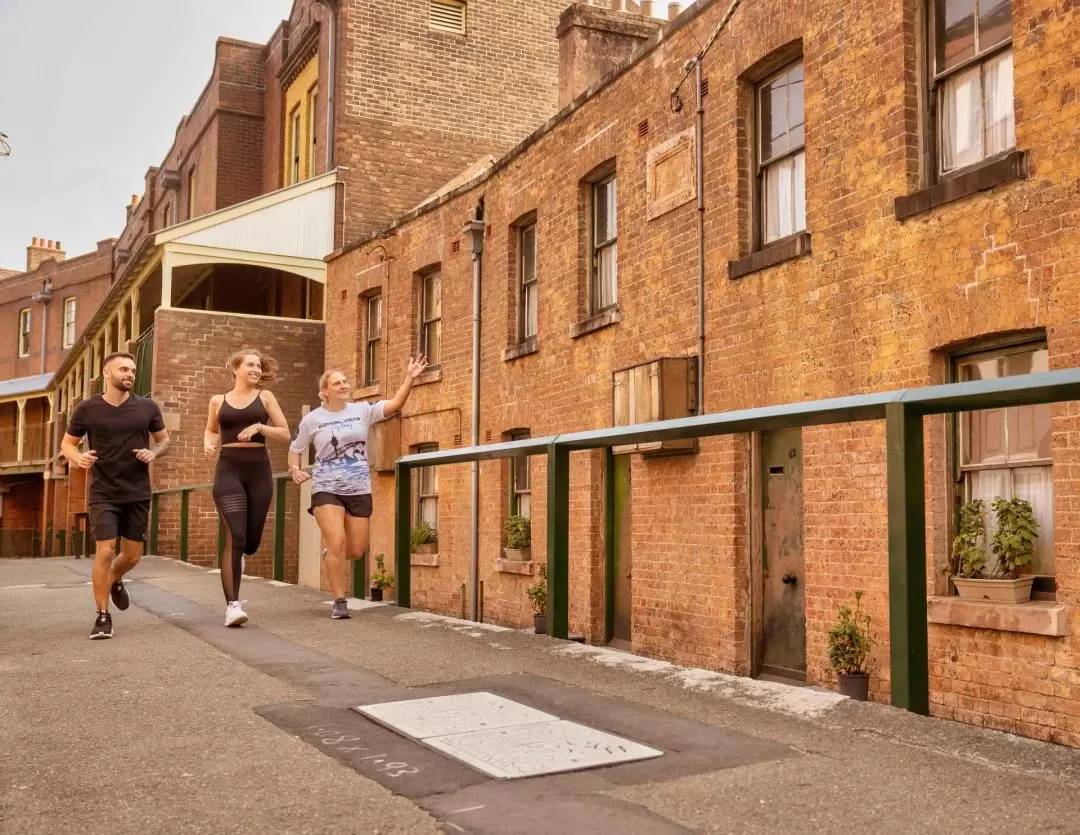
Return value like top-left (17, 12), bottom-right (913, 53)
top-left (89, 611), bottom-right (113, 640)
top-left (110, 579), bottom-right (130, 611)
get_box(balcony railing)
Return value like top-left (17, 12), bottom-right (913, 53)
top-left (0, 422), bottom-right (52, 465)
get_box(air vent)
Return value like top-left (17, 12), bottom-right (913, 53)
top-left (430, 0), bottom-right (466, 34)
top-left (340, 289), bottom-right (348, 301)
top-left (638, 119), bottom-right (649, 138)
top-left (454, 433), bottom-right (462, 446)
top-left (485, 429), bottom-right (492, 442)
top-left (451, 240), bottom-right (461, 254)
top-left (700, 77), bottom-right (710, 97)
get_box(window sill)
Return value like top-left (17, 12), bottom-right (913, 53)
top-left (927, 595), bottom-right (1066, 637)
top-left (353, 383), bottom-right (381, 400)
top-left (413, 368), bottom-right (443, 387)
top-left (570, 308), bottom-right (623, 339)
top-left (496, 558), bottom-right (536, 576)
top-left (894, 150), bottom-right (1028, 221)
top-left (728, 231), bottom-right (812, 280)
top-left (502, 337), bottom-right (539, 362)
top-left (410, 552), bottom-right (439, 567)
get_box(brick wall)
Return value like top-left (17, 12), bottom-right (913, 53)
top-left (0, 478), bottom-right (43, 556)
top-left (149, 308), bottom-right (325, 584)
top-left (326, 0), bottom-right (1080, 746)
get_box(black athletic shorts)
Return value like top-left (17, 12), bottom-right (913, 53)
top-left (308, 492), bottom-right (373, 518)
top-left (89, 500), bottom-right (150, 542)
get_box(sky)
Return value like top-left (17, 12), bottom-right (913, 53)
top-left (0, 0), bottom-right (698, 272)
top-left (0, 0), bottom-right (288, 270)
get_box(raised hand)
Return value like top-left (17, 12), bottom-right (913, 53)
top-left (406, 354), bottom-right (428, 380)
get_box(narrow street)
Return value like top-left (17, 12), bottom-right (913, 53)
top-left (2, 556), bottom-right (1079, 834)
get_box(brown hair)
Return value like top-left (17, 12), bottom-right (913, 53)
top-left (227, 348), bottom-right (278, 387)
top-left (102, 351), bottom-right (136, 368)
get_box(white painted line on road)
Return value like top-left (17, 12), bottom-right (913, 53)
top-left (0, 584), bottom-right (46, 590)
top-left (448, 805), bottom-right (486, 814)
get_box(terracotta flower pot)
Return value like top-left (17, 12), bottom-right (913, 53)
top-left (503, 547), bottom-right (531, 562)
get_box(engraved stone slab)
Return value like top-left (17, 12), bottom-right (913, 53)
top-left (356, 692), bottom-right (558, 740)
top-left (423, 720), bottom-right (664, 779)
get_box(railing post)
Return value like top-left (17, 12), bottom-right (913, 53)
top-left (149, 493), bottom-right (159, 556)
top-left (273, 476), bottom-right (286, 582)
top-left (179, 489), bottom-right (190, 563)
top-left (886, 402), bottom-right (930, 716)
top-left (394, 462), bottom-right (411, 609)
top-left (603, 447), bottom-right (616, 642)
top-left (547, 443), bottom-right (570, 640)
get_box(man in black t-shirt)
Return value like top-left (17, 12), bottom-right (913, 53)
top-left (62, 352), bottom-right (170, 639)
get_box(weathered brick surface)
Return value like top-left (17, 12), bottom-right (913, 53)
top-left (149, 309), bottom-right (325, 583)
top-left (327, 0), bottom-right (1080, 745)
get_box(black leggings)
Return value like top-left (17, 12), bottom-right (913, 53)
top-left (212, 447), bottom-right (272, 602)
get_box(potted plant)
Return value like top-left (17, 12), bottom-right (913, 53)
top-left (503, 514), bottom-right (531, 561)
top-left (410, 521), bottom-right (437, 555)
top-left (826, 590), bottom-right (875, 701)
top-left (370, 553), bottom-right (394, 602)
top-left (525, 563), bottom-right (547, 634)
top-left (947, 497), bottom-right (1038, 604)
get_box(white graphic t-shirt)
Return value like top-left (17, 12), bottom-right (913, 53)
top-left (289, 401), bottom-right (387, 496)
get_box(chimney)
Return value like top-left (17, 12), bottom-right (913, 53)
top-left (26, 237), bottom-right (67, 273)
top-left (557, 2), bottom-right (661, 109)
top-left (667, 2), bottom-right (683, 19)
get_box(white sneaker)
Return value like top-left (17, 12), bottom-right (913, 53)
top-left (225, 600), bottom-right (248, 628)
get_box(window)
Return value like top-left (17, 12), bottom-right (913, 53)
top-left (956, 341), bottom-right (1053, 578)
top-left (757, 62), bottom-right (806, 244)
top-left (288, 105), bottom-right (302, 185)
top-left (419, 270), bottom-right (442, 365)
top-left (590, 175), bottom-right (618, 313)
top-left (187, 167), bottom-right (197, 219)
top-left (162, 201), bottom-right (173, 229)
top-left (306, 85), bottom-right (318, 179)
top-left (62, 297), bottom-right (77, 348)
top-left (518, 221), bottom-right (538, 341)
top-left (932, 0), bottom-right (1014, 174)
top-left (415, 443), bottom-right (439, 531)
top-left (364, 292), bottom-right (382, 386)
top-left (429, 0), bottom-right (466, 34)
top-left (508, 430), bottom-right (531, 518)
top-left (17, 308), bottom-right (31, 357)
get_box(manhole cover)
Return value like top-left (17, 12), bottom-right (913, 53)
top-left (354, 691), bottom-right (662, 780)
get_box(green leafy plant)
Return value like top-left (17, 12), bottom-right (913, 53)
top-left (525, 563), bottom-right (547, 615)
top-left (990, 496), bottom-right (1038, 580)
top-left (946, 499), bottom-right (987, 579)
top-left (371, 553), bottom-right (394, 590)
top-left (827, 590), bottom-right (875, 675)
top-left (410, 521), bottom-right (436, 550)
top-left (503, 514), bottom-right (532, 550)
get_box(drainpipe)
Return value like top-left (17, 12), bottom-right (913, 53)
top-left (31, 278), bottom-right (53, 376)
top-left (693, 57), bottom-right (705, 414)
top-left (463, 206), bottom-right (485, 622)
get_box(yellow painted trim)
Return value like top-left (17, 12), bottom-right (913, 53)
top-left (283, 55), bottom-right (319, 186)
top-left (164, 242), bottom-right (327, 284)
top-left (154, 170), bottom-right (338, 246)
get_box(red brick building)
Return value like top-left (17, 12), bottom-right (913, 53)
top-left (35, 0), bottom-right (583, 574)
top-left (324, 0), bottom-right (1080, 747)
top-left (0, 238), bottom-right (114, 556)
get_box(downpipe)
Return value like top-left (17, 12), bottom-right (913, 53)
top-left (464, 210), bottom-right (485, 622)
top-left (694, 57), bottom-right (705, 414)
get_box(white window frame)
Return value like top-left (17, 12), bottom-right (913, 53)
top-left (62, 297), bottom-right (77, 348)
top-left (415, 443), bottom-right (439, 530)
top-left (364, 292), bottom-right (382, 387)
top-left (590, 175), bottom-right (618, 314)
top-left (17, 308), bottom-right (31, 357)
top-left (419, 270), bottom-right (442, 366)
top-left (757, 61), bottom-right (806, 246)
top-left (518, 221), bottom-right (538, 341)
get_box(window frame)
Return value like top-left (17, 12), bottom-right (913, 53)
top-left (755, 60), bottom-right (806, 247)
top-left (951, 337), bottom-right (1054, 587)
top-left (518, 220), bottom-right (538, 342)
top-left (419, 269), bottom-right (442, 367)
top-left (414, 443), bottom-right (439, 531)
top-left (364, 291), bottom-right (382, 387)
top-left (507, 429), bottom-right (531, 519)
top-left (928, 0), bottom-right (1015, 178)
top-left (306, 84), bottom-right (318, 180)
top-left (589, 173), bottom-right (618, 315)
top-left (62, 297), bottom-right (77, 349)
top-left (17, 308), bottom-right (31, 357)
top-left (187, 167), bottom-right (197, 219)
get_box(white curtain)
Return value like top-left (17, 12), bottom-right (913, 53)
top-left (968, 466), bottom-right (1053, 576)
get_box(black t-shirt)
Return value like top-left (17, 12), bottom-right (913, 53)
top-left (66, 394), bottom-right (165, 504)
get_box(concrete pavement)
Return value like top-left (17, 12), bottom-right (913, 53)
top-left (2, 556), bottom-right (1079, 834)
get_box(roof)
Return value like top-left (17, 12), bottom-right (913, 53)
top-left (0, 373), bottom-right (53, 399)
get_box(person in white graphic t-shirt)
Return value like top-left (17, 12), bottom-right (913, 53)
top-left (288, 356), bottom-right (427, 619)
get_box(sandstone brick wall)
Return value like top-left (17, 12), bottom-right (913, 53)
top-left (327, 0), bottom-right (1080, 746)
top-left (148, 308), bottom-right (325, 583)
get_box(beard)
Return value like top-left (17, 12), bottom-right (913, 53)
top-left (115, 378), bottom-right (134, 391)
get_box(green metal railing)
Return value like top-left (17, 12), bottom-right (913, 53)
top-left (149, 471), bottom-right (294, 582)
top-left (394, 367), bottom-right (1080, 718)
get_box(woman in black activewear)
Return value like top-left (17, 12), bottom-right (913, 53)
top-left (204, 348), bottom-right (291, 627)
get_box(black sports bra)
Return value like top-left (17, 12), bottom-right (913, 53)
top-left (219, 394), bottom-right (269, 445)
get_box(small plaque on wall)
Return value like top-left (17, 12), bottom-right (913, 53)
top-left (646, 127), bottom-right (696, 221)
